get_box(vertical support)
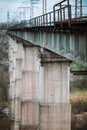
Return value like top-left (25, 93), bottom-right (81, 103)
top-left (40, 52), bottom-right (71, 130)
top-left (67, 0), bottom-right (71, 27)
top-left (9, 36), bottom-right (71, 130)
top-left (75, 0), bottom-right (82, 18)
top-left (21, 46), bottom-right (40, 129)
top-left (9, 37), bottom-right (24, 130)
top-left (53, 0), bottom-right (71, 28)
top-left (43, 0), bottom-right (47, 15)
top-left (42, 0), bottom-right (44, 15)
top-left (53, 5), bottom-right (56, 28)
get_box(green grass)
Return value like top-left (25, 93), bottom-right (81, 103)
top-left (72, 88), bottom-right (87, 94)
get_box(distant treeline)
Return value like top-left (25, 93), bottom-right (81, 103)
top-left (0, 23), bottom-right (8, 30)
top-left (0, 22), bottom-right (18, 30)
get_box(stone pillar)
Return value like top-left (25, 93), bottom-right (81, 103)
top-left (9, 37), bottom-right (24, 130)
top-left (8, 37), bottom-right (16, 121)
top-left (40, 51), bottom-right (71, 130)
top-left (21, 46), bottom-right (40, 130)
top-left (14, 42), bottom-right (24, 130)
top-left (22, 46), bottom-right (40, 100)
top-left (43, 63), bottom-right (70, 103)
top-left (9, 36), bottom-right (71, 130)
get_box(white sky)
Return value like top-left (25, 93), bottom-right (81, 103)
top-left (0, 0), bottom-right (65, 22)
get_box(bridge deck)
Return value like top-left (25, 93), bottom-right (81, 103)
top-left (8, 0), bottom-right (87, 32)
top-left (8, 0), bottom-right (87, 66)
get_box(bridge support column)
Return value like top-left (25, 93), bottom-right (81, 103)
top-left (9, 37), bottom-right (24, 130)
top-left (21, 46), bottom-right (40, 130)
top-left (22, 46), bottom-right (40, 100)
top-left (9, 37), bottom-right (71, 130)
top-left (40, 51), bottom-right (71, 130)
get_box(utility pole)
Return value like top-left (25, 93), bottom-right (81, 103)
top-left (43, 0), bottom-right (47, 14)
top-left (7, 11), bottom-right (9, 23)
top-left (23, 7), bottom-right (30, 20)
top-left (30, 0), bottom-right (40, 19)
top-left (45, 0), bottom-right (47, 14)
top-left (7, 11), bottom-right (10, 27)
top-left (17, 0), bottom-right (40, 20)
top-left (75, 0), bottom-right (82, 18)
top-left (18, 6), bottom-right (30, 20)
top-left (30, 0), bottom-right (33, 19)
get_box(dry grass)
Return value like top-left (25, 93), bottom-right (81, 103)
top-left (70, 89), bottom-right (87, 104)
top-left (71, 89), bottom-right (87, 130)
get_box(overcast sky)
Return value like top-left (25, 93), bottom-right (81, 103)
top-left (0, 0), bottom-right (59, 22)
top-left (0, 0), bottom-right (87, 22)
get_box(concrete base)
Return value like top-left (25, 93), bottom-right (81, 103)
top-left (20, 127), bottom-right (39, 130)
top-left (11, 122), bottom-right (20, 130)
top-left (40, 103), bottom-right (71, 130)
top-left (21, 102), bottom-right (39, 126)
top-left (20, 103), bottom-right (71, 130)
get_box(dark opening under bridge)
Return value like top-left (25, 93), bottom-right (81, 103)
top-left (8, 0), bottom-right (87, 130)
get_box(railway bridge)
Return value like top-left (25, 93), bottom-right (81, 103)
top-left (8, 0), bottom-right (87, 130)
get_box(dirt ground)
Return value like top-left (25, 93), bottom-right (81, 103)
top-left (71, 90), bottom-right (87, 130)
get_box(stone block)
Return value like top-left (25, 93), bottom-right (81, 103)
top-left (40, 103), bottom-right (71, 130)
top-left (24, 47), bottom-right (39, 71)
top-left (21, 102), bottom-right (39, 126)
top-left (22, 71), bottom-right (39, 100)
top-left (11, 122), bottom-right (20, 130)
top-left (43, 62), bottom-right (70, 103)
top-left (14, 98), bottom-right (21, 121)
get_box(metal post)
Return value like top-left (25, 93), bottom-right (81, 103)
top-left (67, 0), bottom-right (71, 19)
top-left (53, 5), bottom-right (55, 23)
top-left (30, 0), bottom-right (33, 19)
top-left (67, 0), bottom-right (71, 26)
top-left (45, 0), bottom-right (47, 14)
top-left (75, 0), bottom-right (82, 18)
top-left (43, 0), bottom-right (44, 14)
top-left (7, 11), bottom-right (10, 27)
top-left (43, 0), bottom-right (47, 14)
top-left (80, 0), bottom-right (82, 17)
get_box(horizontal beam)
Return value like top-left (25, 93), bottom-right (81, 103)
top-left (8, 30), bottom-right (87, 66)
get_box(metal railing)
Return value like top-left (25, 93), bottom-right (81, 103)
top-left (9, 0), bottom-right (87, 30)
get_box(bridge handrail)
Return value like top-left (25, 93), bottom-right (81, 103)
top-left (8, 0), bottom-right (87, 30)
top-left (9, 2), bottom-right (71, 29)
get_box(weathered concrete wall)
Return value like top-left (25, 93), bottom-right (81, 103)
top-left (40, 103), bottom-right (71, 130)
top-left (8, 37), bottom-right (71, 130)
top-left (21, 102), bottom-right (39, 126)
top-left (43, 63), bottom-right (69, 103)
top-left (39, 51), bottom-right (71, 130)
top-left (22, 47), bottom-right (40, 100)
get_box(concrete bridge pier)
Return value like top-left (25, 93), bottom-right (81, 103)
top-left (8, 38), bottom-right (16, 124)
top-left (22, 46), bottom-right (40, 100)
top-left (9, 37), bottom-right (24, 130)
top-left (9, 37), bottom-right (71, 130)
top-left (40, 51), bottom-right (71, 130)
top-left (21, 46), bottom-right (40, 130)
